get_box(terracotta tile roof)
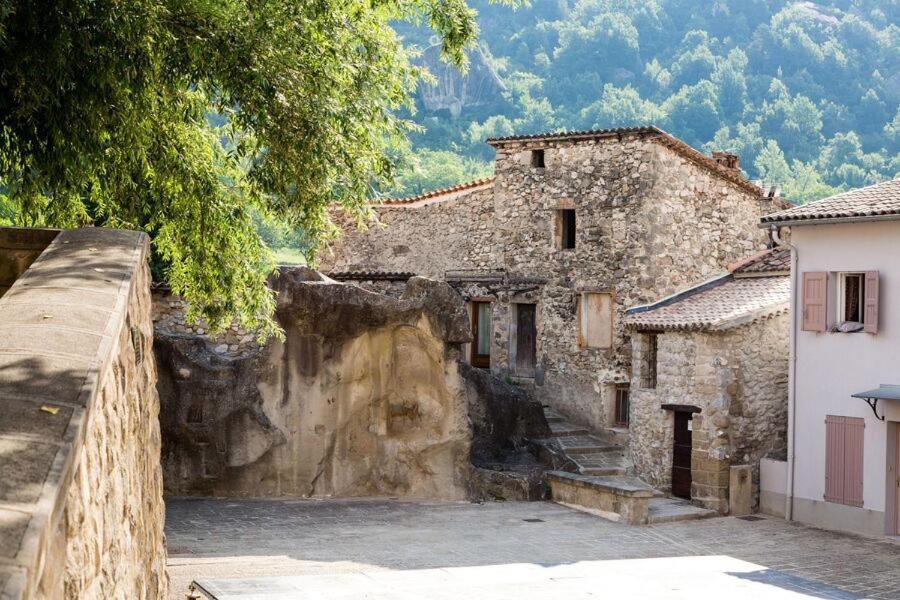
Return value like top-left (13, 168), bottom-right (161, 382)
top-left (728, 247), bottom-right (791, 275)
top-left (327, 270), bottom-right (416, 281)
top-left (486, 126), bottom-right (769, 197)
top-left (378, 177), bottom-right (495, 206)
top-left (761, 179), bottom-right (900, 225)
top-left (625, 276), bottom-right (789, 331)
top-left (625, 249), bottom-right (791, 332)
top-left (485, 126), bottom-right (663, 145)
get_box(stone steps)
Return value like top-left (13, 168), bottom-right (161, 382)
top-left (542, 407), bottom-right (566, 423)
top-left (547, 421), bottom-right (590, 437)
top-left (647, 497), bottom-right (718, 524)
top-left (540, 407), bottom-right (717, 525)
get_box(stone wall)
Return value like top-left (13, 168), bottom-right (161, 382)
top-left (0, 228), bottom-right (167, 599)
top-left (323, 130), bottom-right (777, 433)
top-left (629, 313), bottom-right (789, 511)
top-left (0, 228), bottom-right (58, 298)
top-left (155, 269), bottom-right (475, 500)
top-left (323, 184), bottom-right (495, 278)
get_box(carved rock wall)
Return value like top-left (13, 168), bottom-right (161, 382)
top-left (156, 270), bottom-right (474, 500)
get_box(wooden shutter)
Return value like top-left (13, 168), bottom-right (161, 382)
top-left (802, 272), bottom-right (827, 332)
top-left (579, 293), bottom-right (613, 349)
top-left (864, 271), bottom-right (879, 334)
top-left (844, 417), bottom-right (865, 507)
top-left (824, 415), bottom-right (845, 503)
top-left (824, 415), bottom-right (865, 506)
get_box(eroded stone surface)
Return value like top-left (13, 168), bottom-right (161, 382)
top-left (157, 270), bottom-right (475, 499)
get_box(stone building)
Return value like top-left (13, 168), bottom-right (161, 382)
top-left (323, 126), bottom-right (786, 436)
top-left (624, 248), bottom-right (791, 512)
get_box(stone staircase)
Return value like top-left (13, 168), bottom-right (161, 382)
top-left (537, 406), bottom-right (717, 525)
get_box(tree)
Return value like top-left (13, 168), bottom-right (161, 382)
top-left (0, 0), bottom-right (506, 337)
top-left (579, 85), bottom-right (665, 130)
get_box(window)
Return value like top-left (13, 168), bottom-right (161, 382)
top-left (555, 209), bottom-right (576, 250)
top-left (577, 292), bottom-right (613, 349)
top-left (838, 273), bottom-right (864, 323)
top-left (641, 333), bottom-right (658, 389)
top-left (824, 415), bottom-right (864, 507)
top-left (835, 272), bottom-right (879, 333)
top-left (802, 271), bottom-right (879, 334)
top-left (615, 385), bottom-right (630, 427)
top-left (530, 149), bottom-right (545, 168)
top-left (470, 301), bottom-right (491, 368)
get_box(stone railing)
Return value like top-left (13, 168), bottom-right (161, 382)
top-left (0, 227), bottom-right (167, 599)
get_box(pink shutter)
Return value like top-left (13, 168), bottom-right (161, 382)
top-left (802, 272), bottom-right (827, 332)
top-left (864, 271), bottom-right (879, 333)
top-left (824, 415), bottom-right (845, 503)
top-left (843, 417), bottom-right (865, 507)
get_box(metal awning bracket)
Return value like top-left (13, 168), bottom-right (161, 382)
top-left (850, 384), bottom-right (900, 422)
top-left (861, 396), bottom-right (885, 421)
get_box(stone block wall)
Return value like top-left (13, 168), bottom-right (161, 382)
top-left (629, 313), bottom-right (789, 511)
top-left (0, 228), bottom-right (167, 599)
top-left (323, 184), bottom-right (496, 277)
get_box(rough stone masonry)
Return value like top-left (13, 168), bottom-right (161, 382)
top-left (322, 127), bottom-right (785, 434)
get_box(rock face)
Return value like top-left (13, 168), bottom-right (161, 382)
top-left (460, 363), bottom-right (551, 501)
top-left (417, 45), bottom-right (507, 117)
top-left (156, 269), bottom-right (475, 499)
top-left (460, 362), bottom-right (549, 465)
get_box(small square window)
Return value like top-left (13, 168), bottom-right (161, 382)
top-left (531, 149), bottom-right (545, 168)
top-left (556, 209), bottom-right (576, 250)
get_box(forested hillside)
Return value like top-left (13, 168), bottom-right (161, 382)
top-left (391, 0), bottom-right (899, 203)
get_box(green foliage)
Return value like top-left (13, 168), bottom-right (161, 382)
top-left (402, 0), bottom-right (899, 205)
top-left (387, 149), bottom-right (493, 198)
top-left (0, 0), bottom-right (515, 337)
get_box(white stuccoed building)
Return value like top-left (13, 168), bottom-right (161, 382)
top-left (760, 179), bottom-right (900, 537)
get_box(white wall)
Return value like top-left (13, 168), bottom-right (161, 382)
top-left (792, 221), bottom-right (900, 534)
top-left (760, 458), bottom-right (787, 517)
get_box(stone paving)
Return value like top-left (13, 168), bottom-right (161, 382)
top-left (166, 498), bottom-right (900, 600)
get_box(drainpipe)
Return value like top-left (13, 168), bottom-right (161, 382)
top-left (772, 226), bottom-right (798, 521)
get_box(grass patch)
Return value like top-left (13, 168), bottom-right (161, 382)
top-left (273, 247), bottom-right (307, 266)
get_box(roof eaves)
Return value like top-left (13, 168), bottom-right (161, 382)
top-left (378, 177), bottom-right (495, 207)
top-left (485, 126), bottom-right (664, 146)
top-left (625, 272), bottom-right (732, 317)
top-left (759, 212), bottom-right (900, 227)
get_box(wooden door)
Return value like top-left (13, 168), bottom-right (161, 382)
top-left (470, 301), bottom-right (491, 368)
top-left (672, 412), bottom-right (692, 499)
top-left (896, 428), bottom-right (900, 535)
top-left (515, 304), bottom-right (536, 375)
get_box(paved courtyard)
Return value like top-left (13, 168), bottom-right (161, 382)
top-left (166, 498), bottom-right (900, 600)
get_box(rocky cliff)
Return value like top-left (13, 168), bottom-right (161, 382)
top-left (156, 269), bottom-right (475, 499)
top-left (417, 44), bottom-right (507, 117)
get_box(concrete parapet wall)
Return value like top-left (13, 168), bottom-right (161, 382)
top-left (0, 227), bottom-right (167, 599)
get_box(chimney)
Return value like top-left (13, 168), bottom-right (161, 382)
top-left (712, 151), bottom-right (740, 171)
